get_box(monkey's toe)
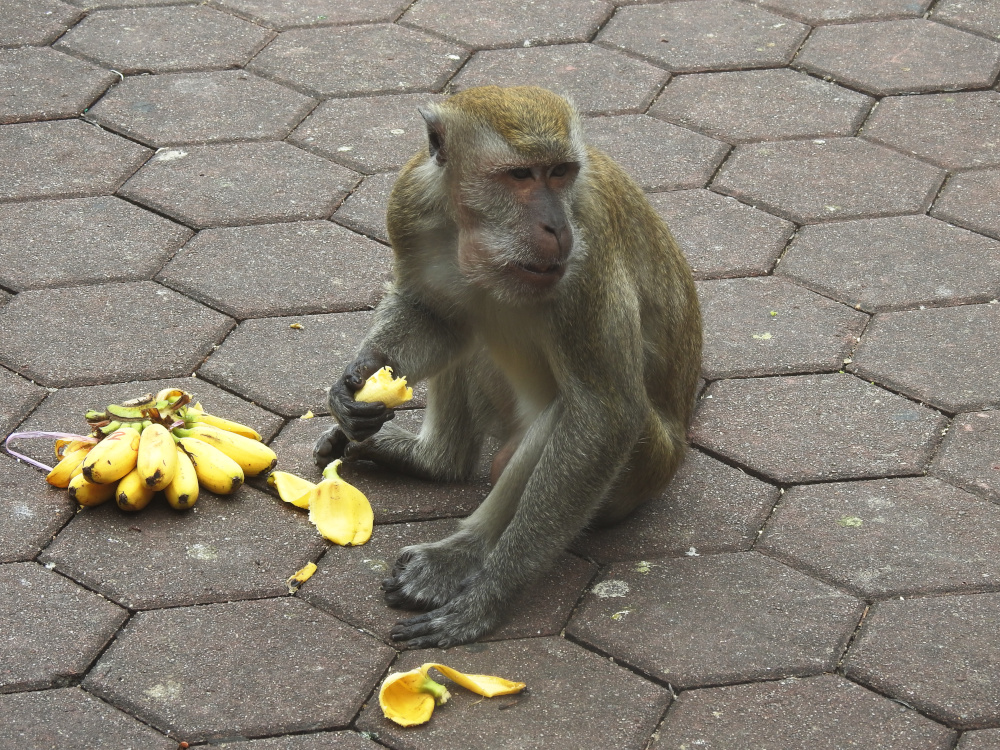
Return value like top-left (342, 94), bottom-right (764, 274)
top-left (312, 427), bottom-right (349, 468)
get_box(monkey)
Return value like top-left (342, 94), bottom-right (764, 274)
top-left (314, 85), bottom-right (701, 649)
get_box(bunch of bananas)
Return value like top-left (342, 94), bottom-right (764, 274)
top-left (45, 388), bottom-right (276, 512)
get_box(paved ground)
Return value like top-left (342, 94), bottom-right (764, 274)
top-left (2, 0), bottom-right (1000, 748)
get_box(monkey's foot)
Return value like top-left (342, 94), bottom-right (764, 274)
top-left (390, 579), bottom-right (504, 649)
top-left (382, 537), bottom-right (485, 611)
top-left (313, 426), bottom-right (349, 468)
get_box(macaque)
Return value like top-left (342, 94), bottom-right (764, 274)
top-left (315, 85), bottom-right (701, 648)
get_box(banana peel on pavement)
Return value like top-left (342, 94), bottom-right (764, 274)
top-left (269, 460), bottom-right (373, 546)
top-left (379, 663), bottom-right (526, 727)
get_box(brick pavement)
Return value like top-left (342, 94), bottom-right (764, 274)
top-left (1, 0), bottom-right (999, 747)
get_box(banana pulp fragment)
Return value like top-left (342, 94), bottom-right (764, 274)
top-left (378, 663), bottom-right (526, 726)
top-left (354, 366), bottom-right (413, 408)
top-left (286, 562), bottom-right (318, 593)
top-left (267, 470), bottom-right (315, 509)
top-left (307, 460), bottom-right (373, 546)
top-left (379, 669), bottom-right (451, 727)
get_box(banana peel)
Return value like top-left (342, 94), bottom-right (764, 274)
top-left (267, 470), bottom-right (315, 509)
top-left (308, 460), bottom-right (373, 546)
top-left (269, 463), bottom-right (372, 546)
top-left (355, 366), bottom-right (413, 408)
top-left (379, 663), bottom-right (525, 727)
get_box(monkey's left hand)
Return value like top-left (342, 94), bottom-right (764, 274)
top-left (390, 574), bottom-right (504, 649)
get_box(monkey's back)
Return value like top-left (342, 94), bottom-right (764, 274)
top-left (577, 147), bottom-right (702, 429)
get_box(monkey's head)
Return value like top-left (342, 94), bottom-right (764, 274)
top-left (417, 86), bottom-right (588, 302)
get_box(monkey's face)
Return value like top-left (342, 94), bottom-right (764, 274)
top-left (456, 161), bottom-right (580, 302)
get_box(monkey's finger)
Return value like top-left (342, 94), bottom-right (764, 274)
top-left (312, 428), bottom-right (349, 467)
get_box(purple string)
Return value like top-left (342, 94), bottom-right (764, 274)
top-left (3, 431), bottom-right (96, 472)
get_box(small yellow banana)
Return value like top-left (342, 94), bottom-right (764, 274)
top-left (137, 423), bottom-right (177, 491)
top-left (54, 437), bottom-right (96, 459)
top-left (308, 459), bottom-right (373, 546)
top-left (178, 437), bottom-right (244, 495)
top-left (174, 423), bottom-right (276, 476)
top-left (116, 466), bottom-right (156, 512)
top-left (82, 426), bottom-right (141, 484)
top-left (267, 470), bottom-right (315, 508)
top-left (68, 472), bottom-right (117, 507)
top-left (355, 366), bottom-right (413, 407)
top-left (46, 445), bottom-right (93, 488)
top-left (164, 446), bottom-right (199, 510)
top-left (187, 402), bottom-right (262, 440)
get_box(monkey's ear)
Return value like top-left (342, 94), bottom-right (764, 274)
top-left (418, 106), bottom-right (447, 166)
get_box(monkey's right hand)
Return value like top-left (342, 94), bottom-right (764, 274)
top-left (326, 355), bottom-right (396, 443)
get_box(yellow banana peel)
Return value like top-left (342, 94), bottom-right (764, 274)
top-left (267, 470), bottom-right (315, 509)
top-left (379, 663), bottom-right (525, 727)
top-left (307, 460), bottom-right (373, 546)
top-left (286, 561), bottom-right (317, 593)
top-left (355, 366), bottom-right (413, 408)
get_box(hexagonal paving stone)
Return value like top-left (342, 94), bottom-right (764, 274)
top-left (209, 0), bottom-right (410, 28)
top-left (795, 19), bottom-right (1000, 96)
top-left (0, 47), bottom-right (117, 125)
top-left (0, 365), bottom-right (45, 439)
top-left (0, 0), bottom-right (83, 46)
top-left (401, 0), bottom-right (611, 48)
top-left (863, 92), bottom-right (1000, 170)
top-left (932, 0), bottom-right (1000, 39)
top-left (691, 374), bottom-right (948, 484)
top-left (212, 733), bottom-right (383, 749)
top-left (11, 377), bottom-right (283, 468)
top-left (357, 637), bottom-right (671, 748)
top-left (932, 168), bottom-right (1000, 241)
top-left (453, 44), bottom-right (669, 116)
top-left (118, 142), bottom-right (360, 229)
top-left (712, 138), bottom-right (944, 224)
top-left (83, 597), bottom-right (395, 743)
top-left (653, 674), bottom-right (955, 750)
top-left (933, 411), bottom-right (1000, 504)
top-left (0, 455), bottom-right (75, 563)
top-left (0, 282), bottom-right (234, 388)
top-left (158, 221), bottom-right (392, 320)
top-left (584, 115), bottom-right (728, 191)
top-left (199, 311), bottom-right (371, 417)
top-left (573, 449), bottom-right (780, 563)
top-left (289, 93), bottom-right (439, 174)
top-left (248, 24), bottom-right (466, 98)
top-left (0, 119), bottom-right (150, 201)
top-left (760, 477), bottom-right (1000, 598)
top-left (567, 553), bottom-right (864, 689)
top-left (754, 0), bottom-right (932, 24)
top-left (0, 688), bottom-right (175, 749)
top-left (54, 5), bottom-right (274, 74)
top-left (332, 171), bottom-right (395, 243)
top-left (697, 276), bottom-right (868, 379)
top-left (597, 0), bottom-right (810, 73)
top-left (650, 69), bottom-right (874, 143)
top-left (851, 303), bottom-right (1000, 413)
top-left (87, 70), bottom-right (316, 147)
top-left (265, 414), bottom-right (490, 524)
top-left (959, 730), bottom-right (1000, 750)
top-left (778, 215), bottom-right (1000, 313)
top-left (0, 562), bottom-right (127, 692)
top-left (0, 196), bottom-right (193, 291)
top-left (301, 518), bottom-right (596, 643)
top-left (41, 486), bottom-right (326, 609)
top-left (844, 593), bottom-right (1000, 729)
top-left (647, 189), bottom-right (795, 279)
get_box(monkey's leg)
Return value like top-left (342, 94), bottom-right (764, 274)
top-left (383, 403), bottom-right (552, 612)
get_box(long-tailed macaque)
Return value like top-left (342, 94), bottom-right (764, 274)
top-left (314, 86), bottom-right (701, 648)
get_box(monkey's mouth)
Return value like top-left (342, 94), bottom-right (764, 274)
top-left (511, 261), bottom-right (566, 287)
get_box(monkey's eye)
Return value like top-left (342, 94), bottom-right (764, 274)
top-left (508, 167), bottom-right (532, 180)
top-left (550, 163), bottom-right (570, 177)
